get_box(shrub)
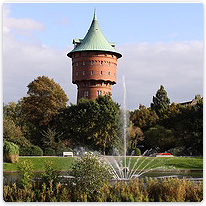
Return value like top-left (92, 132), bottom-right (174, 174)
top-left (19, 145), bottom-right (43, 156)
top-left (17, 160), bottom-right (34, 188)
top-left (3, 141), bottom-right (19, 163)
top-left (69, 152), bottom-right (113, 201)
top-left (40, 161), bottom-right (60, 187)
top-left (135, 148), bottom-right (141, 156)
top-left (55, 147), bottom-right (72, 156)
top-left (44, 148), bottom-right (56, 156)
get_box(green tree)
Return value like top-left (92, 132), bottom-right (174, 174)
top-left (144, 125), bottom-right (175, 152)
top-left (127, 122), bottom-right (144, 151)
top-left (130, 104), bottom-right (159, 131)
top-left (3, 115), bottom-right (31, 147)
top-left (151, 85), bottom-right (170, 116)
top-left (94, 95), bottom-right (121, 155)
top-left (59, 98), bottom-right (100, 147)
top-left (22, 76), bottom-right (68, 127)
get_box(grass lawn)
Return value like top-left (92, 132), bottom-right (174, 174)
top-left (3, 156), bottom-right (203, 172)
top-left (3, 156), bottom-right (75, 172)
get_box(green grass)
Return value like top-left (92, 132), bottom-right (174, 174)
top-left (125, 156), bottom-right (203, 170)
top-left (3, 157), bottom-right (75, 172)
top-left (3, 156), bottom-right (203, 172)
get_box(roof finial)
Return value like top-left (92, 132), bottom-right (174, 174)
top-left (93, 8), bottom-right (97, 20)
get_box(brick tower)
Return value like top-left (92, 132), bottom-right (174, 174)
top-left (67, 10), bottom-right (122, 101)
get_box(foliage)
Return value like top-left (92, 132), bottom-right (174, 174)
top-left (17, 160), bottom-right (34, 189)
top-left (44, 148), bottom-right (56, 156)
top-left (94, 95), bottom-right (121, 155)
top-left (151, 85), bottom-right (170, 116)
top-left (144, 125), bottom-right (175, 152)
top-left (3, 177), bottom-right (203, 202)
top-left (19, 145), bottom-right (43, 156)
top-left (55, 146), bottom-right (73, 156)
top-left (127, 122), bottom-right (144, 152)
top-left (3, 115), bottom-right (31, 147)
top-left (134, 148), bottom-right (141, 156)
top-left (22, 76), bottom-right (68, 127)
top-left (59, 95), bottom-right (121, 155)
top-left (59, 98), bottom-right (100, 146)
top-left (69, 152), bottom-right (113, 200)
top-left (3, 141), bottom-right (19, 163)
top-left (40, 161), bottom-right (60, 187)
top-left (130, 104), bottom-right (159, 131)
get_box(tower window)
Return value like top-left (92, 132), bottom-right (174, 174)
top-left (83, 71), bottom-right (85, 75)
top-left (76, 62), bottom-right (78, 66)
top-left (83, 61), bottom-right (85, 65)
top-left (100, 61), bottom-right (103, 65)
top-left (91, 71), bottom-right (94, 75)
top-left (108, 62), bottom-right (110, 66)
top-left (91, 60), bottom-right (94, 65)
top-left (76, 71), bottom-right (78, 76)
top-left (84, 91), bottom-right (89, 97)
top-left (100, 71), bottom-right (103, 75)
top-left (108, 72), bottom-right (110, 76)
top-left (97, 90), bottom-right (102, 96)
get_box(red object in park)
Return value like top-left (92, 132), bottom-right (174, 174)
top-left (157, 153), bottom-right (171, 155)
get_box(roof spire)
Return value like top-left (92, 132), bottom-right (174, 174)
top-left (93, 8), bottom-right (97, 21)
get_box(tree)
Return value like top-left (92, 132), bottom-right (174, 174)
top-left (94, 95), bottom-right (121, 155)
top-left (130, 104), bottom-right (159, 131)
top-left (59, 98), bottom-right (100, 147)
top-left (144, 125), bottom-right (175, 152)
top-left (3, 115), bottom-right (31, 147)
top-left (22, 76), bottom-right (68, 127)
top-left (151, 85), bottom-right (170, 116)
top-left (127, 122), bottom-right (144, 152)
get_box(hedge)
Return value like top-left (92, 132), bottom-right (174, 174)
top-left (3, 141), bottom-right (19, 163)
top-left (20, 145), bottom-right (43, 156)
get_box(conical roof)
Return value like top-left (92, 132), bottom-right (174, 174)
top-left (67, 10), bottom-right (122, 58)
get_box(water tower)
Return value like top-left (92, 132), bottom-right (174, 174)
top-left (67, 10), bottom-right (122, 101)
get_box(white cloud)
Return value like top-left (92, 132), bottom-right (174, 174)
top-left (3, 5), bottom-right (203, 110)
top-left (3, 4), bottom-right (44, 34)
top-left (113, 41), bottom-right (203, 109)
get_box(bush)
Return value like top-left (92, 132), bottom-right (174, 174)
top-left (3, 177), bottom-right (203, 202)
top-left (17, 160), bottom-right (34, 189)
top-left (69, 152), bottom-right (113, 201)
top-left (44, 148), bottom-right (56, 156)
top-left (135, 148), bottom-right (141, 156)
top-left (40, 161), bottom-right (60, 187)
top-left (19, 145), bottom-right (43, 156)
top-left (3, 141), bottom-right (19, 163)
top-left (55, 147), bottom-right (73, 156)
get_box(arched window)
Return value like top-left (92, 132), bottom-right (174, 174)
top-left (91, 60), bottom-right (94, 65)
top-left (100, 71), bottom-right (103, 75)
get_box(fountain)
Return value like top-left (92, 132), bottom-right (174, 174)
top-left (102, 76), bottom-right (166, 180)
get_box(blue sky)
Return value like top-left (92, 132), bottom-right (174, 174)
top-left (10, 3), bottom-right (203, 47)
top-left (3, 2), bottom-right (203, 110)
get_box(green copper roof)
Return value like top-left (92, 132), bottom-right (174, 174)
top-left (67, 10), bottom-right (122, 58)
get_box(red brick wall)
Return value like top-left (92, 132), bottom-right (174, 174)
top-left (71, 51), bottom-right (118, 101)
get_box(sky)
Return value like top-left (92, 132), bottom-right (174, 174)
top-left (2, 2), bottom-right (203, 110)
